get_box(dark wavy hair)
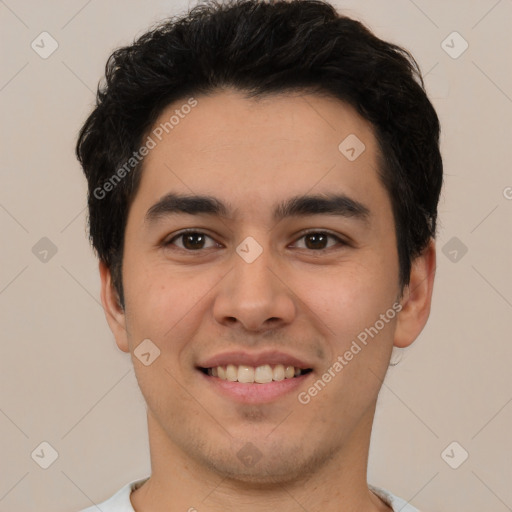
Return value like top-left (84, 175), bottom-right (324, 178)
top-left (76, 0), bottom-right (443, 309)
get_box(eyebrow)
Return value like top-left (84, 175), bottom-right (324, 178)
top-left (144, 192), bottom-right (371, 225)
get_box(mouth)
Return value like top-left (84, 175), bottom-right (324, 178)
top-left (196, 364), bottom-right (314, 404)
top-left (198, 364), bottom-right (313, 383)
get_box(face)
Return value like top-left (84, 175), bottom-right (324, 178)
top-left (101, 89), bottom-right (433, 484)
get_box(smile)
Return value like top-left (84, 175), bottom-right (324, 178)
top-left (200, 364), bottom-right (313, 383)
top-left (197, 365), bottom-right (314, 404)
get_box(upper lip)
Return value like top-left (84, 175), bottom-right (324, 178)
top-left (198, 350), bottom-right (313, 370)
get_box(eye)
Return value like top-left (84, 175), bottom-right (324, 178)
top-left (165, 230), bottom-right (220, 251)
top-left (291, 230), bottom-right (345, 251)
top-left (164, 229), bottom-right (346, 252)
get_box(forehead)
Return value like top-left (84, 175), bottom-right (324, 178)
top-left (130, 89), bottom-right (388, 223)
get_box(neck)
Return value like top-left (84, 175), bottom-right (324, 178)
top-left (131, 402), bottom-right (391, 512)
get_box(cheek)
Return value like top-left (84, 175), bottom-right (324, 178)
top-left (309, 268), bottom-right (397, 413)
top-left (123, 262), bottom-right (218, 348)
top-left (299, 257), bottom-right (397, 330)
top-left (122, 257), bottom-right (176, 347)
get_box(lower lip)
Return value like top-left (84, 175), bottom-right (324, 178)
top-left (198, 369), bottom-right (313, 404)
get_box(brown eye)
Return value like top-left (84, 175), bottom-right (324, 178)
top-left (293, 231), bottom-right (344, 251)
top-left (166, 231), bottom-right (219, 251)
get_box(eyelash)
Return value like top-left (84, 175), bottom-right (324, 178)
top-left (164, 229), bottom-right (347, 253)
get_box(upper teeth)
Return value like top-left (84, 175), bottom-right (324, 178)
top-left (207, 364), bottom-right (305, 383)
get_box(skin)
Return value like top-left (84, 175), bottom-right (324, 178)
top-left (99, 89), bottom-right (436, 512)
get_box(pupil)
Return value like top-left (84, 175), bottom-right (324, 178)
top-left (184, 233), bottom-right (204, 250)
top-left (306, 233), bottom-right (327, 249)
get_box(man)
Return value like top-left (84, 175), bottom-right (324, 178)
top-left (76, 0), bottom-right (442, 510)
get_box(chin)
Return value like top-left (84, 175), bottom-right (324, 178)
top-left (196, 436), bottom-right (334, 486)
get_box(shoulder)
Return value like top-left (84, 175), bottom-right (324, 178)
top-left (76, 477), bottom-right (149, 512)
top-left (369, 484), bottom-right (422, 512)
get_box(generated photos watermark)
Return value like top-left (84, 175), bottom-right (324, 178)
top-left (297, 301), bottom-right (403, 404)
top-left (93, 97), bottom-right (198, 200)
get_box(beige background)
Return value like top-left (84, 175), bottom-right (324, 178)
top-left (1, 0), bottom-right (511, 510)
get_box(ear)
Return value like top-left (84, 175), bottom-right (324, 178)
top-left (99, 260), bottom-right (130, 353)
top-left (394, 239), bottom-right (436, 348)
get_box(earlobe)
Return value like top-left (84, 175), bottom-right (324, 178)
top-left (99, 260), bottom-right (130, 353)
top-left (393, 239), bottom-right (436, 348)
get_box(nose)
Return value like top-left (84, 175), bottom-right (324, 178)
top-left (212, 239), bottom-right (296, 334)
